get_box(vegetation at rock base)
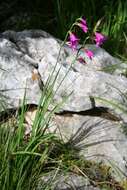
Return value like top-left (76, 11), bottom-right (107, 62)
top-left (0, 109), bottom-right (126, 190)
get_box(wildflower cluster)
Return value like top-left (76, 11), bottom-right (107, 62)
top-left (67, 17), bottom-right (107, 62)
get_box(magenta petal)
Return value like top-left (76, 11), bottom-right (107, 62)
top-left (80, 17), bottom-right (87, 25)
top-left (77, 17), bottom-right (88, 33)
top-left (94, 32), bottom-right (107, 46)
top-left (69, 32), bottom-right (79, 42)
top-left (79, 23), bottom-right (88, 33)
top-left (67, 32), bottom-right (79, 51)
top-left (84, 49), bottom-right (94, 59)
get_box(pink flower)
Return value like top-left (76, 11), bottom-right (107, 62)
top-left (94, 32), bottom-right (107, 47)
top-left (78, 23), bottom-right (88, 33)
top-left (84, 49), bottom-right (94, 59)
top-left (77, 17), bottom-right (88, 33)
top-left (67, 32), bottom-right (79, 50)
top-left (80, 17), bottom-right (87, 25)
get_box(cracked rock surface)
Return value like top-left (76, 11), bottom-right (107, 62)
top-left (0, 30), bottom-right (127, 118)
top-left (53, 114), bottom-right (127, 179)
top-left (37, 172), bottom-right (101, 190)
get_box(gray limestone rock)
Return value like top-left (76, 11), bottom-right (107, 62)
top-left (0, 30), bottom-right (127, 183)
top-left (0, 30), bottom-right (127, 119)
top-left (37, 172), bottom-right (100, 190)
top-left (53, 114), bottom-right (127, 180)
top-left (53, 174), bottom-right (100, 190)
top-left (0, 36), bottom-right (42, 112)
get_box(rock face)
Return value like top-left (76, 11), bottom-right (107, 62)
top-left (0, 35), bottom-right (42, 112)
top-left (0, 30), bottom-right (127, 180)
top-left (53, 114), bottom-right (127, 179)
top-left (0, 30), bottom-right (127, 116)
top-left (38, 173), bottom-right (100, 190)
